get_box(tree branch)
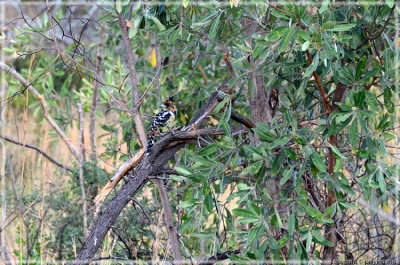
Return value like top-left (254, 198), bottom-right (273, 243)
top-left (0, 133), bottom-right (72, 172)
top-left (0, 62), bottom-right (81, 161)
top-left (89, 27), bottom-right (105, 162)
top-left (198, 250), bottom-right (240, 265)
top-left (116, 10), bottom-right (147, 147)
top-left (78, 103), bottom-right (88, 238)
top-left (72, 73), bottom-right (244, 264)
top-left (352, 5), bottom-right (395, 51)
top-left (154, 179), bottom-right (182, 262)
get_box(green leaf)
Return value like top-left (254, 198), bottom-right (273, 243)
top-left (208, 13), bottom-right (221, 40)
top-left (232, 208), bottom-right (258, 218)
top-left (386, 0), bottom-right (394, 8)
top-left (301, 40), bottom-right (310, 51)
top-left (384, 88), bottom-right (394, 113)
top-left (303, 51), bottom-right (319, 77)
top-left (249, 202), bottom-right (261, 215)
top-left (319, 0), bottom-right (330, 13)
top-left (312, 230), bottom-right (333, 247)
top-left (148, 15), bottom-right (166, 31)
top-left (305, 232), bottom-right (312, 251)
top-left (288, 213), bottom-right (295, 236)
top-left (237, 183), bottom-right (251, 191)
top-left (178, 199), bottom-right (199, 208)
top-left (174, 166), bottom-right (193, 176)
top-left (325, 24), bottom-right (356, 31)
top-left (354, 90), bottom-right (366, 108)
top-left (328, 144), bottom-right (346, 160)
top-left (198, 144), bottom-right (219, 156)
top-left (266, 27), bottom-right (288, 42)
top-left (302, 204), bottom-right (322, 218)
top-left (348, 118), bottom-right (358, 147)
top-left (355, 57), bottom-right (367, 80)
top-left (280, 168), bottom-right (292, 185)
top-left (169, 175), bottom-right (187, 181)
top-left (338, 202), bottom-right (360, 210)
top-left (334, 158), bottom-right (343, 173)
top-left (365, 91), bottom-right (379, 111)
top-left (192, 233), bottom-right (213, 239)
top-left (267, 136), bottom-right (291, 149)
top-left (237, 217), bottom-right (260, 224)
top-left (311, 150), bottom-right (326, 172)
top-left (381, 132), bottom-right (395, 140)
top-left (116, 0), bottom-right (122, 12)
top-left (268, 236), bottom-right (279, 250)
top-left (279, 26), bottom-right (295, 53)
top-left (271, 151), bottom-right (285, 176)
top-left (376, 169), bottom-right (386, 193)
top-left (128, 16), bottom-right (142, 38)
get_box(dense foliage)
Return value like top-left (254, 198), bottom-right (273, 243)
top-left (1, 1), bottom-right (399, 264)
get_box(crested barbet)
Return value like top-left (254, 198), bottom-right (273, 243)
top-left (146, 97), bottom-right (177, 153)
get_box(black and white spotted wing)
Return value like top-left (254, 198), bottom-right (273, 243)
top-left (146, 110), bottom-right (175, 153)
top-left (149, 111), bottom-right (173, 133)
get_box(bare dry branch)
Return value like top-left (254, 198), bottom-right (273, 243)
top-left (78, 103), bottom-right (88, 238)
top-left (72, 74), bottom-right (244, 264)
top-left (89, 27), bottom-right (105, 162)
top-left (0, 62), bottom-right (81, 161)
top-left (0, 133), bottom-right (72, 172)
top-left (116, 11), bottom-right (147, 147)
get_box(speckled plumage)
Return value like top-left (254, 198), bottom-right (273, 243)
top-left (146, 98), bottom-right (176, 153)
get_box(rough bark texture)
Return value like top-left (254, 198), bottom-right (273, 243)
top-left (154, 180), bottom-right (182, 262)
top-left (241, 18), bottom-right (281, 214)
top-left (241, 18), bottom-right (275, 132)
top-left (72, 80), bottom-right (239, 264)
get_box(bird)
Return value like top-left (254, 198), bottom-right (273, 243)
top-left (146, 97), bottom-right (177, 153)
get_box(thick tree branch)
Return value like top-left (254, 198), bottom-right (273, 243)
top-left (0, 133), bottom-right (72, 172)
top-left (72, 74), bottom-right (244, 264)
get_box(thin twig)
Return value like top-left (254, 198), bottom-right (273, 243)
top-left (0, 133), bottom-right (72, 172)
top-left (0, 61), bottom-right (81, 161)
top-left (89, 27), bottom-right (105, 162)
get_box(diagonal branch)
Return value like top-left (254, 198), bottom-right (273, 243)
top-left (72, 75), bottom-right (244, 264)
top-left (0, 133), bottom-right (72, 172)
top-left (0, 62), bottom-right (81, 161)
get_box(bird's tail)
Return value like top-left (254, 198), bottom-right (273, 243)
top-left (146, 130), bottom-right (157, 153)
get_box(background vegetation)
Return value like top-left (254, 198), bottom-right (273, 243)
top-left (0, 0), bottom-right (399, 264)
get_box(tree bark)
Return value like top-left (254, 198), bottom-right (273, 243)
top-left (154, 180), bottom-right (182, 263)
top-left (78, 103), bottom-right (88, 238)
top-left (72, 81), bottom-right (239, 264)
top-left (116, 11), bottom-right (147, 147)
top-left (89, 27), bottom-right (105, 162)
